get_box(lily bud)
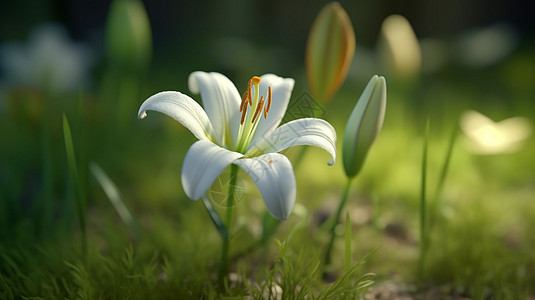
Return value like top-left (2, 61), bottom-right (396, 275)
top-left (343, 75), bottom-right (387, 178)
top-left (306, 2), bottom-right (355, 103)
top-left (106, 0), bottom-right (152, 70)
top-left (379, 15), bottom-right (421, 81)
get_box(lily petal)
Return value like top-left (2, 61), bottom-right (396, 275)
top-left (181, 140), bottom-right (243, 200)
top-left (234, 153), bottom-right (296, 220)
top-left (247, 118), bottom-right (337, 166)
top-left (188, 71), bottom-right (241, 148)
top-left (250, 74), bottom-right (295, 145)
top-left (138, 91), bottom-right (214, 140)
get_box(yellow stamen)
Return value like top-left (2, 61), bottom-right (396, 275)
top-left (264, 86), bottom-right (272, 119)
top-left (252, 96), bottom-right (265, 123)
top-left (238, 76), bottom-right (264, 127)
top-left (236, 76), bottom-right (274, 153)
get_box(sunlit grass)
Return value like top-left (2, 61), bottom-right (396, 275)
top-left (1, 48), bottom-right (535, 298)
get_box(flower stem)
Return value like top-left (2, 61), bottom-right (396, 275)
top-left (324, 177), bottom-right (353, 268)
top-left (201, 165), bottom-right (239, 291)
top-left (220, 164), bottom-right (239, 289)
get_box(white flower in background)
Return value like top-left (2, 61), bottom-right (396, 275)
top-left (379, 14), bottom-right (421, 79)
top-left (138, 72), bottom-right (337, 220)
top-left (0, 23), bottom-right (94, 94)
top-left (460, 110), bottom-right (532, 154)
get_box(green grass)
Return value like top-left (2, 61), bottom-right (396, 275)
top-left (1, 47), bottom-right (535, 299)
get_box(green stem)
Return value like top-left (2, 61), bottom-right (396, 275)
top-left (324, 177), bottom-right (353, 267)
top-left (220, 164), bottom-right (239, 290)
top-left (201, 165), bottom-right (239, 292)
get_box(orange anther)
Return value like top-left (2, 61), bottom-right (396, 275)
top-left (264, 86), bottom-right (272, 118)
top-left (252, 96), bottom-right (265, 123)
top-left (240, 90), bottom-right (249, 112)
top-left (240, 105), bottom-right (247, 125)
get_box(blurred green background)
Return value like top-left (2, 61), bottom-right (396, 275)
top-left (1, 0), bottom-right (534, 298)
top-left (2, 0), bottom-right (533, 77)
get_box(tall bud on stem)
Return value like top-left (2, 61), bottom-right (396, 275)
top-left (343, 75), bottom-right (387, 178)
top-left (306, 2), bottom-right (355, 103)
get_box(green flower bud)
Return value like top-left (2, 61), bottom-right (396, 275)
top-left (106, 0), bottom-right (152, 70)
top-left (306, 2), bottom-right (355, 103)
top-left (343, 75), bottom-right (387, 178)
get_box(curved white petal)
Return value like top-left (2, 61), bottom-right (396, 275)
top-left (138, 91), bottom-right (214, 140)
top-left (188, 71), bottom-right (242, 148)
top-left (246, 118), bottom-right (337, 166)
top-left (250, 74), bottom-right (295, 145)
top-left (181, 140), bottom-right (243, 200)
top-left (234, 153), bottom-right (296, 220)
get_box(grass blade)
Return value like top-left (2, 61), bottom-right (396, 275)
top-left (63, 113), bottom-right (86, 252)
top-left (434, 124), bottom-right (458, 203)
top-left (428, 124), bottom-right (458, 235)
top-left (89, 162), bottom-right (139, 239)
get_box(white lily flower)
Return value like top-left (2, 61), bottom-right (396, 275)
top-left (460, 110), bottom-right (532, 154)
top-left (0, 23), bottom-right (94, 94)
top-left (138, 72), bottom-right (337, 220)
